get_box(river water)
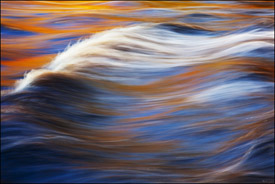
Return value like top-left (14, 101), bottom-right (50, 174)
top-left (1, 1), bottom-right (274, 183)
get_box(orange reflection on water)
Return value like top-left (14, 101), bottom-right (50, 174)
top-left (1, 0), bottom-right (274, 89)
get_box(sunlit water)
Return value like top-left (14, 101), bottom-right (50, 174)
top-left (1, 1), bottom-right (274, 183)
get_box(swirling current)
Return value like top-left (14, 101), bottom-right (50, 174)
top-left (1, 1), bottom-right (274, 183)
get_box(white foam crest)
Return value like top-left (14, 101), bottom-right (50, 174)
top-left (13, 24), bottom-right (274, 92)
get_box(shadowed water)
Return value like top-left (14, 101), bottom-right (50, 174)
top-left (1, 1), bottom-right (274, 183)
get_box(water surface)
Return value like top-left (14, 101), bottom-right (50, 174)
top-left (1, 1), bottom-right (274, 183)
